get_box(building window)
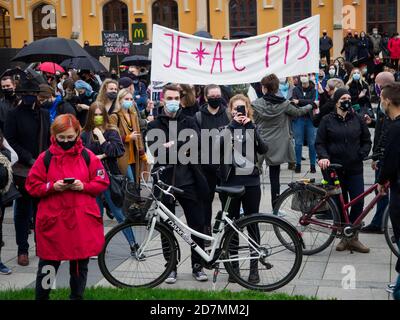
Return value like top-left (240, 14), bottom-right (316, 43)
top-left (0, 7), bottom-right (11, 48)
top-left (229, 0), bottom-right (257, 37)
top-left (32, 3), bottom-right (58, 41)
top-left (152, 0), bottom-right (179, 30)
top-left (103, 0), bottom-right (129, 31)
top-left (282, 0), bottom-right (311, 26)
top-left (367, 0), bottom-right (398, 36)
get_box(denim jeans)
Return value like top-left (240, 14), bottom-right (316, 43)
top-left (14, 194), bottom-right (35, 255)
top-left (370, 164), bottom-right (389, 228)
top-left (292, 117), bottom-right (317, 166)
top-left (97, 188), bottom-right (136, 246)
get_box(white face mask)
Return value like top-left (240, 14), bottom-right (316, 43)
top-left (329, 69), bottom-right (336, 77)
top-left (300, 77), bottom-right (309, 84)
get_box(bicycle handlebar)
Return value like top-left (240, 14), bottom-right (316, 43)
top-left (151, 166), bottom-right (185, 196)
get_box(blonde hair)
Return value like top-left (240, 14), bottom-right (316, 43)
top-left (228, 94), bottom-right (254, 120)
top-left (114, 89), bottom-right (136, 113)
top-left (346, 68), bottom-right (368, 87)
top-left (96, 79), bottom-right (119, 106)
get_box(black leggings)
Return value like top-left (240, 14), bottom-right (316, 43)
top-left (35, 259), bottom-right (89, 300)
top-left (269, 165), bottom-right (281, 209)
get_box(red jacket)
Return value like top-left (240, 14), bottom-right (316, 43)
top-left (388, 37), bottom-right (400, 59)
top-left (26, 137), bottom-right (109, 261)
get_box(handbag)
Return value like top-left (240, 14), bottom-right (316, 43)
top-left (103, 160), bottom-right (126, 208)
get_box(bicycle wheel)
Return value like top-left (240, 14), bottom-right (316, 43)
top-left (98, 220), bottom-right (177, 288)
top-left (222, 214), bottom-right (303, 292)
top-left (273, 188), bottom-right (341, 255)
top-left (383, 207), bottom-right (400, 258)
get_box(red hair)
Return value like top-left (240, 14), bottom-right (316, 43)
top-left (51, 114), bottom-right (81, 136)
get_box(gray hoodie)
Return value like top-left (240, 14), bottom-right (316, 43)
top-left (252, 95), bottom-right (312, 166)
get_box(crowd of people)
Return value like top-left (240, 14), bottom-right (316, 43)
top-left (0, 27), bottom-right (399, 300)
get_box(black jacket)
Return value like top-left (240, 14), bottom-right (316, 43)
top-left (316, 111), bottom-right (372, 175)
top-left (81, 129), bottom-right (125, 175)
top-left (373, 106), bottom-right (391, 160)
top-left (4, 102), bottom-right (50, 167)
top-left (76, 92), bottom-right (97, 127)
top-left (195, 104), bottom-right (230, 130)
top-left (378, 117), bottom-right (400, 185)
top-left (181, 102), bottom-right (200, 119)
top-left (292, 83), bottom-right (317, 108)
top-left (217, 120), bottom-right (268, 187)
top-left (320, 36), bottom-right (333, 52)
top-left (312, 97), bottom-right (336, 128)
top-left (0, 96), bottom-right (17, 131)
top-left (146, 109), bottom-right (200, 189)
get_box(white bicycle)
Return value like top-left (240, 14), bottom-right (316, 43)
top-left (98, 166), bottom-right (303, 291)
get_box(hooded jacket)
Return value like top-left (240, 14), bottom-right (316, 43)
top-left (25, 138), bottom-right (109, 261)
top-left (252, 94), bottom-right (313, 166)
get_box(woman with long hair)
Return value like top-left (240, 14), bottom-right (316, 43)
top-left (178, 84), bottom-right (199, 118)
top-left (96, 79), bottom-right (119, 115)
top-left (26, 114), bottom-right (109, 300)
top-left (109, 89), bottom-right (147, 183)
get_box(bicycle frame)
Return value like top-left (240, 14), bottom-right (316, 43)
top-left (138, 198), bottom-right (262, 264)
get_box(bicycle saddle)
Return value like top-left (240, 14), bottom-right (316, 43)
top-left (215, 186), bottom-right (246, 198)
top-left (329, 164), bottom-right (343, 170)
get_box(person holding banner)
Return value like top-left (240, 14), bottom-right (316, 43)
top-left (291, 74), bottom-right (318, 174)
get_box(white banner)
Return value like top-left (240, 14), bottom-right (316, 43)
top-left (151, 16), bottom-right (320, 85)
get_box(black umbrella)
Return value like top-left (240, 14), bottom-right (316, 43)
top-left (121, 55), bottom-right (151, 67)
top-left (11, 37), bottom-right (90, 64)
top-left (194, 31), bottom-right (212, 39)
top-left (60, 56), bottom-right (108, 73)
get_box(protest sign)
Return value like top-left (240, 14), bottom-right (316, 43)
top-left (102, 31), bottom-right (131, 56)
top-left (151, 16), bottom-right (320, 85)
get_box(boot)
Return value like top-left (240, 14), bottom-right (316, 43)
top-left (348, 233), bottom-right (370, 253)
top-left (336, 238), bottom-right (349, 252)
top-left (248, 260), bottom-right (260, 284)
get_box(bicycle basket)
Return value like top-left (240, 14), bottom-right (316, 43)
top-left (122, 182), bottom-right (154, 221)
top-left (291, 187), bottom-right (329, 213)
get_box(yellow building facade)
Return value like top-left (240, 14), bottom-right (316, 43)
top-left (1, 0), bottom-right (399, 58)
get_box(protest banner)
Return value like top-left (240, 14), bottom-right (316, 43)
top-left (151, 16), bottom-right (320, 85)
top-left (102, 31), bottom-right (131, 56)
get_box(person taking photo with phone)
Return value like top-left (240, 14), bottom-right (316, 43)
top-left (25, 114), bottom-right (109, 300)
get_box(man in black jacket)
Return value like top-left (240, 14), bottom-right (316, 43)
top-left (377, 83), bottom-right (400, 298)
top-left (194, 84), bottom-right (230, 240)
top-left (0, 76), bottom-right (17, 131)
top-left (4, 79), bottom-right (50, 266)
top-left (146, 84), bottom-right (209, 284)
top-left (320, 30), bottom-right (333, 64)
top-left (361, 72), bottom-right (395, 233)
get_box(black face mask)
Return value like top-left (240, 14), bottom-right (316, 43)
top-left (323, 33), bottom-right (327, 36)
top-left (106, 92), bottom-right (118, 101)
top-left (208, 97), bottom-right (222, 109)
top-left (57, 139), bottom-right (77, 151)
top-left (3, 89), bottom-right (14, 99)
top-left (339, 100), bottom-right (352, 112)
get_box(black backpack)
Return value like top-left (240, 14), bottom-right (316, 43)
top-left (44, 148), bottom-right (90, 173)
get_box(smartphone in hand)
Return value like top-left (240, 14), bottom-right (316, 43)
top-left (63, 178), bottom-right (76, 185)
top-left (236, 105), bottom-right (246, 116)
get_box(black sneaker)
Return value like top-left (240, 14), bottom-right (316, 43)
top-left (248, 268), bottom-right (260, 284)
top-left (295, 165), bottom-right (301, 174)
top-left (310, 165), bottom-right (316, 174)
top-left (360, 224), bottom-right (384, 234)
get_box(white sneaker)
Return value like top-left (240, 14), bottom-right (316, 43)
top-left (165, 271), bottom-right (177, 284)
top-left (90, 256), bottom-right (98, 260)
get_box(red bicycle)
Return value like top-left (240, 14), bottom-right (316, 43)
top-left (274, 163), bottom-right (399, 257)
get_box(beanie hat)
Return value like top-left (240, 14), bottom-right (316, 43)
top-left (333, 88), bottom-right (350, 104)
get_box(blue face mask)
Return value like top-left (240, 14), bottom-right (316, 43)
top-left (22, 95), bottom-right (37, 105)
top-left (165, 100), bottom-right (180, 113)
top-left (353, 73), bottom-right (361, 81)
top-left (122, 100), bottom-right (133, 110)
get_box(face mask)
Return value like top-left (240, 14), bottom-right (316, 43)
top-left (208, 97), bottom-right (222, 109)
top-left (3, 89), bottom-right (14, 99)
top-left (122, 100), bottom-right (133, 110)
top-left (65, 92), bottom-right (75, 100)
top-left (353, 73), bottom-right (361, 81)
top-left (94, 115), bottom-right (104, 126)
top-left (279, 78), bottom-right (287, 85)
top-left (334, 62), bottom-right (339, 67)
top-left (106, 92), bottom-right (118, 100)
top-left (339, 100), bottom-right (352, 112)
top-left (300, 77), bottom-right (309, 84)
top-left (373, 31), bottom-right (378, 35)
top-left (323, 33), bottom-right (327, 36)
top-left (22, 95), bottom-right (37, 105)
top-left (57, 138), bottom-right (77, 151)
top-left (329, 69), bottom-right (336, 77)
top-left (165, 100), bottom-right (180, 113)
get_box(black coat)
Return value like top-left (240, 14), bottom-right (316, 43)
top-left (292, 83), bottom-right (317, 108)
top-left (81, 129), bottom-right (125, 175)
top-left (146, 109), bottom-right (201, 190)
top-left (316, 112), bottom-right (372, 175)
top-left (312, 97), bottom-right (336, 128)
top-left (373, 106), bottom-right (391, 160)
top-left (4, 103), bottom-right (50, 167)
top-left (0, 97), bottom-right (17, 131)
top-left (181, 102), bottom-right (200, 119)
top-left (320, 36), bottom-right (333, 52)
top-left (358, 37), bottom-right (371, 60)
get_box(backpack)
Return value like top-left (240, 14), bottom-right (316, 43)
top-left (44, 148), bottom-right (90, 173)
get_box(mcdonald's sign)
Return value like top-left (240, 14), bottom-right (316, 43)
top-left (132, 23), bottom-right (147, 43)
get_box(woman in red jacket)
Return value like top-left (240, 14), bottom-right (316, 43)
top-left (26, 114), bottom-right (109, 300)
top-left (388, 33), bottom-right (400, 71)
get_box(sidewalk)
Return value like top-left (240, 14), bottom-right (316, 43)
top-left (0, 152), bottom-right (397, 300)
